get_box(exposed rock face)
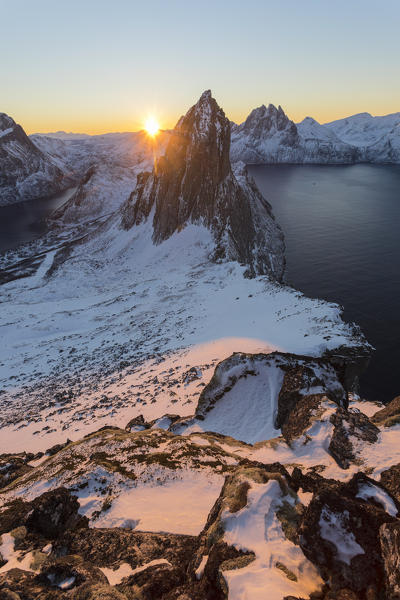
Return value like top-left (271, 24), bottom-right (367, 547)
top-left (380, 521), bottom-right (400, 597)
top-left (0, 488), bottom-right (87, 539)
top-left (0, 113), bottom-right (64, 206)
top-left (230, 104), bottom-right (359, 165)
top-left (329, 407), bottom-right (380, 469)
top-left (380, 464), bottom-right (400, 504)
top-left (120, 91), bottom-right (285, 279)
top-left (299, 474), bottom-right (397, 596)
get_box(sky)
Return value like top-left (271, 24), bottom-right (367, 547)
top-left (1, 0), bottom-right (399, 134)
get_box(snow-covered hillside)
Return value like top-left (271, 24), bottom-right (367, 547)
top-left (31, 131), bottom-right (169, 221)
top-left (326, 112), bottom-right (400, 163)
top-left (0, 92), bottom-right (366, 454)
top-left (325, 112), bottom-right (400, 146)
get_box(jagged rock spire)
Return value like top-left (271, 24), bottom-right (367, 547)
top-left (121, 91), bottom-right (285, 280)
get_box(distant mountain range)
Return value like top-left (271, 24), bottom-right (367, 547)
top-left (1, 103), bottom-right (399, 207)
top-left (231, 104), bottom-right (400, 164)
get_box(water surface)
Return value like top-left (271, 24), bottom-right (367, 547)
top-left (0, 188), bottom-right (74, 253)
top-left (249, 164), bottom-right (400, 403)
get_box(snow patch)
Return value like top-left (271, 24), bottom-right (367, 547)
top-left (319, 508), bottom-right (365, 565)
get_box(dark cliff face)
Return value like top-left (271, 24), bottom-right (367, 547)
top-left (121, 91), bottom-right (285, 280)
top-left (0, 112), bottom-right (64, 205)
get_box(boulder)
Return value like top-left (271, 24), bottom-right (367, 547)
top-left (329, 407), bottom-right (379, 469)
top-left (27, 488), bottom-right (88, 538)
top-left (380, 463), bottom-right (400, 503)
top-left (299, 476), bottom-right (396, 595)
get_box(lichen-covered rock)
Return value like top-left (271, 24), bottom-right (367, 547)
top-left (55, 527), bottom-right (197, 574)
top-left (299, 476), bottom-right (396, 596)
top-left (0, 499), bottom-right (33, 536)
top-left (379, 520), bottom-right (400, 598)
top-left (280, 393), bottom-right (330, 443)
top-left (72, 583), bottom-right (128, 600)
top-left (27, 488), bottom-right (88, 538)
top-left (117, 562), bottom-right (183, 599)
top-left (39, 554), bottom-right (109, 588)
top-left (329, 407), bottom-right (379, 469)
top-left (124, 414), bottom-right (150, 432)
top-left (0, 454), bottom-right (33, 490)
top-left (372, 395), bottom-right (400, 427)
top-left (380, 463), bottom-right (400, 503)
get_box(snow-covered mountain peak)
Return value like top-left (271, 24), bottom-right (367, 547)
top-left (0, 112), bottom-right (16, 133)
top-left (120, 92), bottom-right (285, 278)
top-left (300, 116), bottom-right (318, 125)
top-left (0, 111), bottom-right (65, 205)
top-left (237, 103), bottom-right (296, 139)
top-left (173, 88), bottom-right (229, 151)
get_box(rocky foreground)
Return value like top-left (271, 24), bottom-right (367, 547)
top-left (1, 350), bottom-right (400, 599)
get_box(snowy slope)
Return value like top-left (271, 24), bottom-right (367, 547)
top-left (0, 219), bottom-right (364, 454)
top-left (30, 131), bottom-right (169, 221)
top-left (325, 112), bottom-right (400, 146)
top-left (0, 92), bottom-right (368, 453)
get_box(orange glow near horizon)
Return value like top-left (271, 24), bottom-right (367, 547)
top-left (19, 99), bottom-right (400, 136)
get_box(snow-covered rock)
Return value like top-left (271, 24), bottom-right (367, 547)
top-left (0, 113), bottom-right (65, 206)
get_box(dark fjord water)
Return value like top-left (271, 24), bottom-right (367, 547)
top-left (0, 188), bottom-right (74, 253)
top-left (249, 164), bottom-right (400, 403)
top-left (1, 167), bottom-right (399, 402)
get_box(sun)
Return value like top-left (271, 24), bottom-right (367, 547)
top-left (144, 116), bottom-right (159, 137)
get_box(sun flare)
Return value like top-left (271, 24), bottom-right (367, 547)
top-left (144, 116), bottom-right (159, 137)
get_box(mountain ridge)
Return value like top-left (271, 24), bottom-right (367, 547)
top-left (0, 113), bottom-right (66, 206)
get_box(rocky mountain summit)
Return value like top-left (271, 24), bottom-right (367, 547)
top-left (230, 104), bottom-right (360, 164)
top-left (120, 91), bottom-right (285, 279)
top-left (0, 113), bottom-right (65, 206)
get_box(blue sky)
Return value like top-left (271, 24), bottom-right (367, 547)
top-left (1, 0), bottom-right (399, 133)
